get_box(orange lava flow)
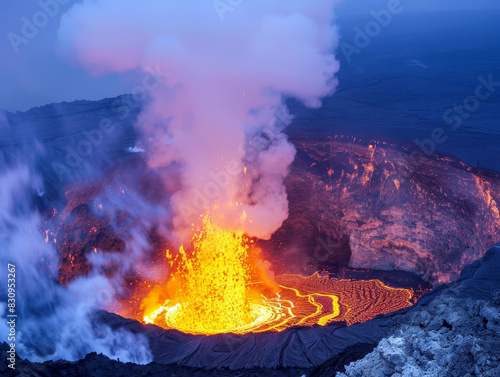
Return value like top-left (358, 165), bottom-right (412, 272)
top-left (133, 215), bottom-right (417, 335)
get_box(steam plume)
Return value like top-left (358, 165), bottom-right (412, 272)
top-left (58, 0), bottom-right (340, 239)
top-left (0, 158), bottom-right (152, 363)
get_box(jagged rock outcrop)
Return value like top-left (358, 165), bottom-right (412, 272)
top-left (267, 138), bottom-right (500, 284)
top-left (314, 247), bottom-right (500, 377)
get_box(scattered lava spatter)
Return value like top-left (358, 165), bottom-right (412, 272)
top-left (137, 215), bottom-right (416, 335)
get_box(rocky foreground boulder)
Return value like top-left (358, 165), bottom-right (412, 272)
top-left (315, 247), bottom-right (500, 377)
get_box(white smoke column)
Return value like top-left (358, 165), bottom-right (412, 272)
top-left (0, 163), bottom-right (152, 363)
top-left (58, 0), bottom-right (340, 239)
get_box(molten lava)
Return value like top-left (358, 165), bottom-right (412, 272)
top-left (143, 215), bottom-right (256, 334)
top-left (139, 215), bottom-right (418, 335)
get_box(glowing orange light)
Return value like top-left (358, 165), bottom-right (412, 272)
top-left (135, 214), bottom-right (416, 335)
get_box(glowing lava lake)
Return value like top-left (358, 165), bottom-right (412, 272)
top-left (119, 215), bottom-right (421, 335)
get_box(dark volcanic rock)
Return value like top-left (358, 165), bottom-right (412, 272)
top-left (264, 137), bottom-right (500, 284)
top-left (95, 310), bottom-right (391, 369)
top-left (0, 343), bottom-right (307, 377)
top-left (329, 247), bottom-right (500, 377)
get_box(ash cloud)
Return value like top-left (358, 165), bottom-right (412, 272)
top-left (57, 0), bottom-right (341, 240)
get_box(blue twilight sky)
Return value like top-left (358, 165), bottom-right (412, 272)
top-left (0, 0), bottom-right (499, 112)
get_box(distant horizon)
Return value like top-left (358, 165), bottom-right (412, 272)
top-left (1, 4), bottom-right (500, 113)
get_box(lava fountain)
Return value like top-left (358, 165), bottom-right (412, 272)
top-left (143, 214), bottom-right (263, 334)
top-left (137, 213), bottom-right (417, 335)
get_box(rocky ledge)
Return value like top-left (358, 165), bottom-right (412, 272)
top-left (3, 247), bottom-right (499, 376)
